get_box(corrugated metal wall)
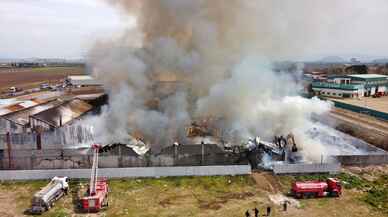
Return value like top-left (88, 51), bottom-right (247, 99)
top-left (0, 125), bottom-right (94, 149)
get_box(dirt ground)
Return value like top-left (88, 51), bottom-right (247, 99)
top-left (0, 66), bottom-right (85, 92)
top-left (333, 96), bottom-right (388, 113)
top-left (0, 169), bottom-right (387, 217)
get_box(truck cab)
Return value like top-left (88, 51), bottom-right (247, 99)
top-left (326, 178), bottom-right (342, 197)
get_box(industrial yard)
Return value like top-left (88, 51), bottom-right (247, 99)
top-left (0, 63), bottom-right (386, 216)
top-left (2, 1), bottom-right (388, 217)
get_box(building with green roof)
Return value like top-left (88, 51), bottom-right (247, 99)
top-left (312, 74), bottom-right (388, 98)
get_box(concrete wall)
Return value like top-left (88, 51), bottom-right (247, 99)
top-left (0, 165), bottom-right (251, 180)
top-left (273, 163), bottom-right (341, 175)
top-left (334, 154), bottom-right (388, 166)
top-left (2, 146), bottom-right (243, 170)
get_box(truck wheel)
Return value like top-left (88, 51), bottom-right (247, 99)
top-left (331, 192), bottom-right (339, 197)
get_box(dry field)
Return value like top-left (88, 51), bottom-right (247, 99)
top-left (0, 66), bottom-right (85, 92)
top-left (0, 167), bottom-right (387, 217)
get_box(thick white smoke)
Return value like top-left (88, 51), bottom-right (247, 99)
top-left (84, 0), bottom-right (376, 160)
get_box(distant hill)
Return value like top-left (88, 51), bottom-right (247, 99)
top-left (319, 56), bottom-right (346, 63)
top-left (372, 58), bottom-right (388, 64)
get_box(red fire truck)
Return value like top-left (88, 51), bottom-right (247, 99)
top-left (291, 178), bottom-right (342, 199)
top-left (80, 144), bottom-right (109, 212)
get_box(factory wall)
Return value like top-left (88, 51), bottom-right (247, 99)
top-left (2, 145), bottom-right (244, 170)
top-left (0, 118), bottom-right (27, 134)
top-left (0, 125), bottom-right (95, 150)
top-left (313, 88), bottom-right (362, 98)
top-left (334, 154), bottom-right (388, 166)
top-left (273, 163), bottom-right (341, 175)
top-left (0, 165), bottom-right (252, 180)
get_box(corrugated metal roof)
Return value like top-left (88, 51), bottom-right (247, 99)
top-left (0, 100), bottom-right (40, 116)
top-left (0, 92), bottom-right (62, 117)
top-left (31, 99), bottom-right (93, 127)
top-left (1, 100), bottom-right (64, 125)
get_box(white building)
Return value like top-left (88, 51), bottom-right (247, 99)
top-left (312, 74), bottom-right (388, 98)
top-left (312, 82), bottom-right (364, 98)
top-left (65, 75), bottom-right (102, 87)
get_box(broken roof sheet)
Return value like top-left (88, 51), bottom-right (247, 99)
top-left (1, 99), bottom-right (64, 125)
top-left (31, 99), bottom-right (93, 127)
top-left (0, 91), bottom-right (62, 117)
top-left (0, 99), bottom-right (47, 116)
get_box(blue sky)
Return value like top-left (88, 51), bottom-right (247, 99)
top-left (0, 0), bottom-right (130, 59)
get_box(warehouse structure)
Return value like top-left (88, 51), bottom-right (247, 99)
top-left (0, 98), bottom-right (94, 134)
top-left (65, 75), bottom-right (102, 87)
top-left (0, 100), bottom-right (63, 133)
top-left (312, 74), bottom-right (388, 98)
top-left (30, 99), bottom-right (93, 131)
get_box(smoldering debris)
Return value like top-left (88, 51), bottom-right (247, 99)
top-left (82, 0), bottom-right (379, 160)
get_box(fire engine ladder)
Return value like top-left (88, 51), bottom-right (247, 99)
top-left (89, 146), bottom-right (99, 196)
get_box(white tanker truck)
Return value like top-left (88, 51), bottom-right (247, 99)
top-left (28, 176), bottom-right (69, 214)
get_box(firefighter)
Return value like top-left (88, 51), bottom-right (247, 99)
top-left (253, 207), bottom-right (259, 217)
top-left (274, 136), bottom-right (280, 148)
top-left (245, 210), bottom-right (250, 217)
top-left (283, 200), bottom-right (288, 211)
top-left (266, 206), bottom-right (271, 216)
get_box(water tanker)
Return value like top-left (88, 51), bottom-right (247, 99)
top-left (29, 176), bottom-right (69, 214)
top-left (291, 178), bottom-right (342, 199)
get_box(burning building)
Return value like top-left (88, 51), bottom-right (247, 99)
top-left (78, 0), bottom-right (388, 164)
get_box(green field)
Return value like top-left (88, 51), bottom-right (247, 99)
top-left (0, 170), bottom-right (387, 217)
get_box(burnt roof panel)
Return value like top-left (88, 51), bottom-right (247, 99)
top-left (31, 99), bottom-right (93, 127)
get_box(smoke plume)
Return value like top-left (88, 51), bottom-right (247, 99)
top-left (85, 0), bottom-right (369, 160)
